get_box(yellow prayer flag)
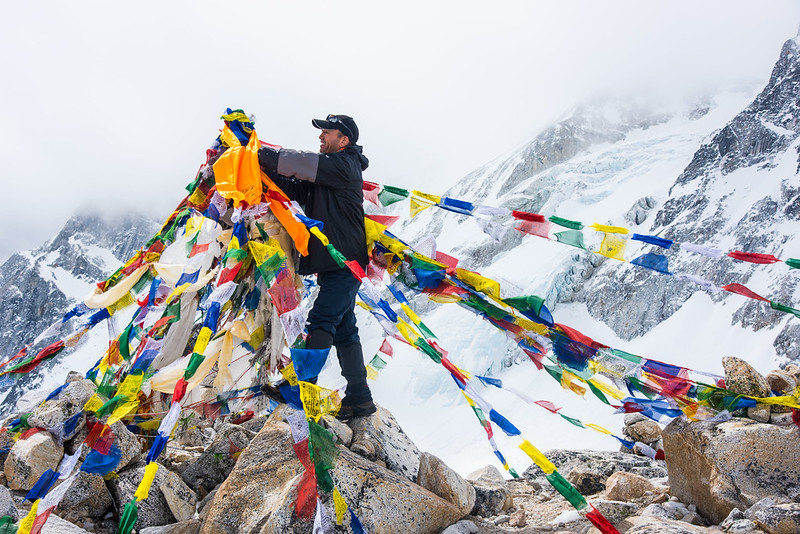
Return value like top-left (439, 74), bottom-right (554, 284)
top-left (590, 223), bottom-right (629, 234)
top-left (309, 226), bottom-right (330, 247)
top-left (400, 303), bottom-right (421, 324)
top-left (751, 394), bottom-right (800, 409)
top-left (219, 124), bottom-right (242, 148)
top-left (584, 423), bottom-right (612, 435)
top-left (364, 217), bottom-right (387, 248)
top-left (107, 400), bottom-right (140, 425)
top-left (455, 269), bottom-right (501, 298)
top-left (185, 215), bottom-right (204, 238)
top-left (410, 197), bottom-right (436, 218)
top-left (84, 394), bottom-right (104, 413)
top-left (194, 327), bottom-right (213, 355)
top-left (117, 372), bottom-right (145, 401)
top-left (411, 190), bottom-right (442, 204)
top-left (137, 419), bottom-right (162, 431)
top-left (134, 462), bottom-right (159, 501)
top-left (18, 499), bottom-right (39, 534)
top-left (366, 366), bottom-right (379, 380)
top-left (356, 301), bottom-right (372, 311)
top-left (280, 363), bottom-right (299, 386)
top-left (248, 325), bottom-right (265, 349)
top-left (587, 378), bottom-right (625, 401)
top-left (166, 283), bottom-right (192, 303)
top-left (396, 319), bottom-right (421, 345)
top-left (107, 291), bottom-right (135, 316)
top-left (248, 240), bottom-right (269, 266)
top-left (230, 320), bottom-right (251, 341)
top-left (378, 234), bottom-right (407, 257)
top-left (596, 232), bottom-right (628, 261)
top-left (519, 440), bottom-right (556, 474)
top-left (333, 487), bottom-right (348, 525)
top-left (298, 381), bottom-right (341, 422)
top-left (187, 186), bottom-right (207, 206)
top-left (513, 318), bottom-right (549, 336)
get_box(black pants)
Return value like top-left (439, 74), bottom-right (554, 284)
top-left (307, 269), bottom-right (371, 402)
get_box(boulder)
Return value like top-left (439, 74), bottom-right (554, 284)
top-left (28, 379), bottom-right (96, 441)
top-left (0, 485), bottom-right (18, 521)
top-left (466, 465), bottom-right (513, 517)
top-left (320, 414), bottom-right (352, 446)
top-left (627, 420), bottom-right (662, 444)
top-left (417, 452), bottom-right (476, 515)
top-left (765, 370), bottom-right (796, 394)
top-left (139, 519), bottom-right (202, 534)
top-left (746, 404), bottom-right (771, 423)
top-left (108, 463), bottom-right (197, 530)
top-left (201, 405), bottom-right (464, 534)
top-left (722, 357), bottom-right (770, 398)
top-left (181, 423), bottom-right (256, 495)
top-left (662, 417), bottom-right (800, 524)
top-left (4, 431), bottom-right (63, 490)
top-left (38, 513), bottom-right (93, 533)
top-left (566, 465), bottom-right (606, 495)
top-left (605, 471), bottom-right (657, 501)
top-left (624, 517), bottom-right (712, 533)
top-left (346, 406), bottom-right (421, 482)
top-left (441, 519), bottom-right (479, 534)
top-left (592, 499), bottom-right (638, 524)
top-left (56, 472), bottom-right (114, 523)
top-left (745, 498), bottom-right (800, 534)
top-left (523, 449), bottom-right (667, 484)
top-left (110, 421), bottom-right (143, 472)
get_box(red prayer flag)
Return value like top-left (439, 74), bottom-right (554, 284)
top-left (189, 242), bottom-right (210, 257)
top-left (722, 283), bottom-right (769, 302)
top-left (30, 505), bottom-right (56, 534)
top-left (441, 355), bottom-right (468, 385)
top-left (363, 187), bottom-right (380, 206)
top-left (344, 260), bottom-right (367, 281)
top-left (362, 181), bottom-right (380, 191)
top-left (512, 210), bottom-right (546, 223)
top-left (435, 251), bottom-right (459, 274)
top-left (365, 214), bottom-right (400, 228)
top-left (173, 378), bottom-right (188, 402)
top-left (378, 339), bottom-right (393, 357)
top-left (294, 468), bottom-right (318, 520)
top-left (19, 427), bottom-right (46, 441)
top-left (0, 345), bottom-right (28, 369)
top-left (293, 438), bottom-right (312, 469)
top-left (727, 251), bottom-right (781, 264)
top-left (218, 263), bottom-right (243, 285)
top-left (585, 505), bottom-right (621, 534)
top-left (515, 220), bottom-right (551, 239)
top-left (792, 408), bottom-right (800, 430)
top-left (534, 400), bottom-right (561, 413)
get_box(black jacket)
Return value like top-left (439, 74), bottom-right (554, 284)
top-left (258, 144), bottom-right (369, 275)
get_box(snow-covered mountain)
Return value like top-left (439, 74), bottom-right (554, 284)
top-left (0, 213), bottom-right (159, 411)
top-left (364, 35), bottom-right (800, 474)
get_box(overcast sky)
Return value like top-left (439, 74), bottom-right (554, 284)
top-left (1, 1), bottom-right (798, 262)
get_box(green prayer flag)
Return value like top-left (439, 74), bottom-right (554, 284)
top-left (96, 395), bottom-right (125, 418)
top-left (410, 255), bottom-right (444, 271)
top-left (509, 468), bottom-right (520, 479)
top-left (546, 471), bottom-right (588, 510)
top-left (503, 295), bottom-right (545, 316)
top-left (0, 515), bottom-right (17, 534)
top-left (116, 501), bottom-right (139, 534)
top-left (414, 338), bottom-right (443, 363)
top-left (377, 186), bottom-right (410, 206)
top-left (587, 380), bottom-right (610, 405)
top-left (369, 355), bottom-right (387, 370)
top-left (222, 247), bottom-right (249, 263)
top-left (543, 364), bottom-right (563, 383)
top-left (548, 215), bottom-right (584, 230)
top-left (554, 230), bottom-right (587, 250)
top-left (559, 413), bottom-right (585, 428)
top-left (770, 300), bottom-right (800, 318)
top-left (417, 321), bottom-right (438, 340)
top-left (785, 258), bottom-right (800, 269)
top-left (184, 352), bottom-right (205, 380)
top-left (627, 377), bottom-right (657, 400)
top-left (326, 244), bottom-right (348, 268)
top-left (308, 419), bottom-right (339, 492)
top-left (119, 324), bottom-right (134, 361)
top-left (132, 271), bottom-right (153, 294)
top-left (98, 368), bottom-right (117, 398)
top-left (609, 348), bottom-right (643, 364)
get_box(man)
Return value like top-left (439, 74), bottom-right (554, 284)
top-left (257, 114), bottom-right (375, 420)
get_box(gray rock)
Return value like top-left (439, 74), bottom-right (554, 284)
top-left (493, 514), bottom-right (510, 525)
top-left (466, 465), bottom-right (506, 485)
top-left (765, 370), bottom-right (796, 395)
top-left (0, 485), bottom-right (18, 521)
top-left (626, 518), bottom-right (710, 533)
top-left (606, 471), bottom-right (657, 501)
top-left (320, 414), bottom-right (352, 446)
top-left (721, 507), bottom-right (746, 529)
top-left (627, 420), bottom-right (662, 444)
top-left (663, 417), bottom-right (800, 524)
top-left (56, 472), bottom-right (113, 523)
top-left (139, 519), bottom-right (202, 534)
top-left (441, 519), bottom-right (479, 534)
top-left (109, 463), bottom-right (197, 530)
top-left (523, 449), bottom-right (667, 483)
top-left (681, 512), bottom-right (707, 526)
top-left (722, 357), bottom-right (771, 398)
top-left (726, 519), bottom-right (759, 533)
top-left (417, 452), bottom-right (476, 515)
top-left (467, 466), bottom-right (513, 517)
top-left (642, 503), bottom-right (680, 520)
top-left (746, 404), bottom-right (771, 423)
top-left (110, 420), bottom-right (144, 472)
top-left (624, 412), bottom-right (652, 426)
top-left (346, 405), bottom-right (421, 482)
top-left (593, 499), bottom-right (638, 524)
top-left (4, 431), bottom-right (63, 490)
top-left (39, 513), bottom-right (93, 533)
top-left (181, 423), bottom-right (256, 494)
top-left (770, 412), bottom-right (794, 425)
top-left (28, 379), bottom-right (96, 441)
top-left (746, 499), bottom-right (800, 534)
top-left (238, 415), bottom-right (268, 434)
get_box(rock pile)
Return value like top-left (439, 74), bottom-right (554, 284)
top-left (0, 361), bottom-right (798, 533)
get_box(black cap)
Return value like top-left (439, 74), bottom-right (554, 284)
top-left (312, 114), bottom-right (359, 144)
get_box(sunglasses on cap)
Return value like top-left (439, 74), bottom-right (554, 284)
top-left (325, 114), bottom-right (355, 140)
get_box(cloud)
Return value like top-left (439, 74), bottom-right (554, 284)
top-left (1, 0), bottom-right (798, 261)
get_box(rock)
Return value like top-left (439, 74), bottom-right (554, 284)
top-left (642, 503), bottom-right (680, 520)
top-left (56, 472), bottom-right (113, 523)
top-left (467, 465), bottom-right (513, 517)
top-left (625, 412), bottom-right (651, 426)
top-left (4, 431), bottom-right (63, 490)
top-left (746, 499), bottom-right (800, 534)
top-left (770, 412), bottom-right (794, 425)
top-left (681, 512), bottom-right (707, 526)
top-left (509, 507), bottom-right (526, 527)
top-left (765, 371), bottom-right (796, 394)
top-left (346, 406), bottom-right (421, 482)
top-left (663, 417), bottom-right (800, 524)
top-left (593, 499), bottom-right (638, 524)
top-left (320, 414), bottom-right (352, 446)
top-left (566, 466), bottom-right (607, 495)
top-left (726, 519), bottom-right (759, 533)
top-left (28, 379), bottom-right (96, 441)
top-left (238, 415), bottom-right (268, 434)
top-left (108, 463), bottom-right (196, 530)
top-left (663, 499), bottom-right (690, 518)
top-left (746, 404), bottom-right (771, 423)
top-left (417, 452), bottom-right (476, 515)
top-left (625, 517), bottom-right (712, 533)
top-left (181, 423), bottom-right (256, 494)
top-left (493, 514), bottom-right (510, 525)
top-left (606, 471), bottom-right (657, 501)
top-left (109, 421), bottom-right (142, 472)
top-left (720, 507), bottom-right (745, 528)
top-left (627, 420), bottom-right (663, 443)
top-left (441, 519), bottom-right (479, 534)
top-left (139, 519), bottom-right (202, 534)
top-left (39, 513), bottom-right (94, 533)
top-left (523, 449), bottom-right (667, 482)
top-left (722, 357), bottom-right (771, 398)
top-left (0, 485), bottom-right (18, 521)
top-left (783, 364), bottom-right (800, 383)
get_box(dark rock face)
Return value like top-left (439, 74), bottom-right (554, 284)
top-left (0, 212), bottom-right (159, 413)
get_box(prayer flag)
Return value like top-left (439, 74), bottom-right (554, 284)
top-left (512, 210), bottom-right (546, 223)
top-left (727, 251), bottom-right (780, 264)
top-left (554, 230), bottom-right (586, 250)
top-left (722, 283), bottom-right (769, 302)
top-left (515, 220), bottom-right (551, 239)
top-left (333, 487), bottom-right (348, 525)
top-left (786, 258), bottom-right (800, 269)
top-left (680, 242), bottom-right (724, 258)
top-left (631, 234), bottom-right (673, 249)
top-left (410, 197), bottom-right (436, 218)
top-left (590, 223), bottom-right (629, 234)
top-left (439, 197), bottom-right (474, 214)
top-left (597, 232), bottom-right (628, 260)
top-left (548, 215), bottom-right (583, 230)
top-left (631, 252), bottom-right (671, 274)
top-left (377, 185), bottom-right (409, 206)
top-left (291, 348), bottom-right (330, 382)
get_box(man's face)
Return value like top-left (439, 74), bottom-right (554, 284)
top-left (319, 129), bottom-right (349, 153)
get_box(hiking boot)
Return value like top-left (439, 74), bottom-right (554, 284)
top-left (336, 400), bottom-right (377, 421)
